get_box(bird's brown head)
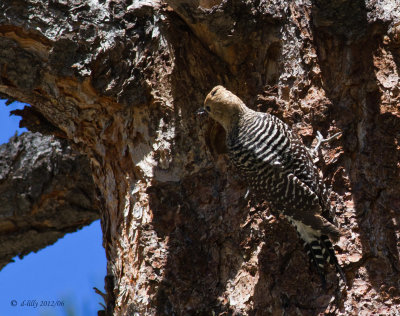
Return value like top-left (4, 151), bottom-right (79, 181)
top-left (203, 85), bottom-right (246, 131)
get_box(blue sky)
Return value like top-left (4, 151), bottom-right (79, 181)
top-left (0, 100), bottom-right (107, 316)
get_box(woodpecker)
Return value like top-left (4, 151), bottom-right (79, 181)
top-left (202, 85), bottom-right (345, 283)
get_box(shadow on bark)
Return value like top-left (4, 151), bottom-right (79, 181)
top-left (312, 0), bottom-right (400, 304)
top-left (144, 14), bottom-right (250, 313)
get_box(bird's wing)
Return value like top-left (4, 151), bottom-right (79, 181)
top-left (274, 122), bottom-right (331, 216)
top-left (269, 160), bottom-right (340, 238)
top-left (269, 160), bottom-right (321, 214)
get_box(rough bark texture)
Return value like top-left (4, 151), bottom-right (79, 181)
top-left (1, 0), bottom-right (399, 315)
top-left (0, 132), bottom-right (98, 269)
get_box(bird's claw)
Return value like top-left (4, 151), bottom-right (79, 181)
top-left (244, 188), bottom-right (250, 199)
top-left (312, 131), bottom-right (342, 154)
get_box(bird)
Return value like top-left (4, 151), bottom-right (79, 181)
top-left (202, 85), bottom-right (345, 284)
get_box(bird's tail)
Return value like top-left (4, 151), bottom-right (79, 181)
top-left (288, 217), bottom-right (346, 284)
top-left (303, 235), bottom-right (346, 284)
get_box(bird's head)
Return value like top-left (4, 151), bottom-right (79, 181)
top-left (203, 86), bottom-right (246, 131)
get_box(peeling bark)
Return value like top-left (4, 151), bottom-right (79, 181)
top-left (0, 0), bottom-right (399, 314)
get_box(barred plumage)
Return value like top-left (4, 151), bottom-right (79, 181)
top-left (203, 85), bottom-right (345, 283)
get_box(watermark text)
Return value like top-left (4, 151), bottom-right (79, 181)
top-left (10, 299), bottom-right (64, 308)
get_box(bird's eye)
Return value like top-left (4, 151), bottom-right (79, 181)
top-left (211, 88), bottom-right (218, 96)
top-left (205, 106), bottom-right (211, 112)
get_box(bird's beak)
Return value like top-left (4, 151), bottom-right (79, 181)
top-left (196, 107), bottom-right (208, 116)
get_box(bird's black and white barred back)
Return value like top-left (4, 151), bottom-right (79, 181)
top-left (203, 85), bottom-right (345, 283)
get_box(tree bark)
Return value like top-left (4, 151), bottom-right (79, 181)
top-left (1, 0), bottom-right (399, 314)
top-left (0, 132), bottom-right (98, 269)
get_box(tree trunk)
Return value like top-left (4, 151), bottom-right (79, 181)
top-left (1, 0), bottom-right (399, 314)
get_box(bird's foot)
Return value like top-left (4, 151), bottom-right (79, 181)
top-left (312, 131), bottom-right (342, 155)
